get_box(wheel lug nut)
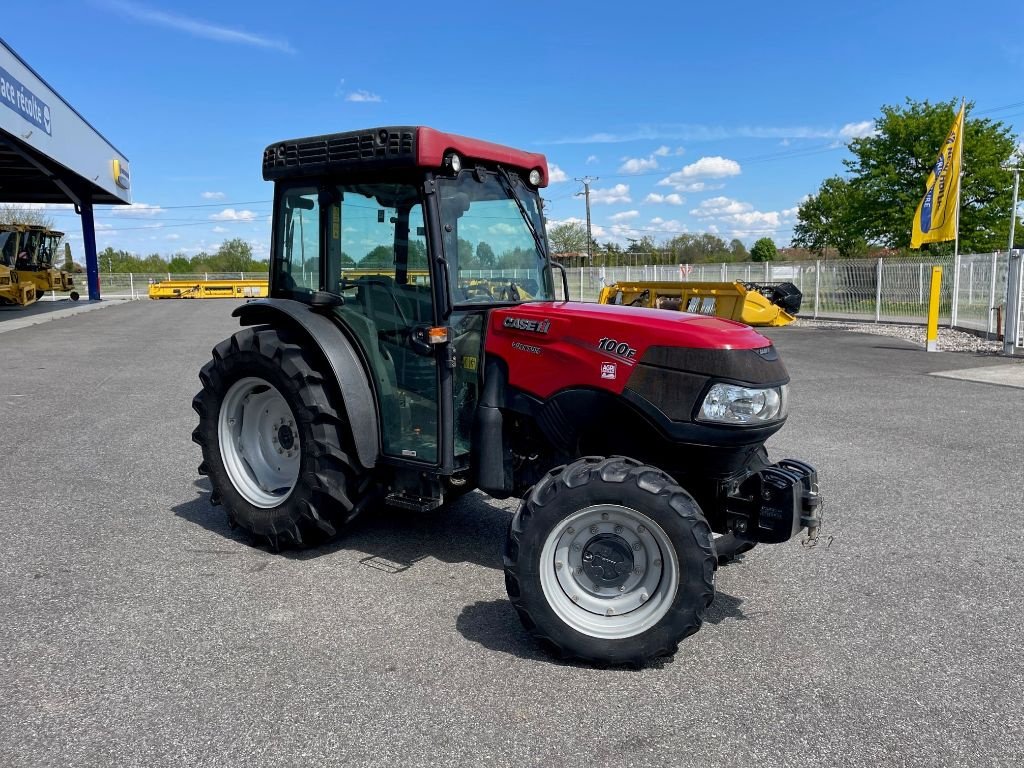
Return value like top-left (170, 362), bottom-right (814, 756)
top-left (556, 561), bottom-right (563, 570)
top-left (640, 592), bottom-right (649, 602)
top-left (572, 544), bottom-right (581, 552)
top-left (653, 559), bottom-right (662, 567)
top-left (601, 512), bottom-right (609, 521)
top-left (606, 608), bottom-right (614, 616)
top-left (576, 567), bottom-right (584, 575)
top-left (567, 527), bottom-right (574, 534)
top-left (633, 568), bottom-right (642, 575)
top-left (618, 585), bottom-right (626, 592)
top-left (571, 594), bottom-right (580, 602)
top-left (614, 525), bottom-right (623, 534)
top-left (637, 525), bottom-right (646, 534)
top-left (590, 525), bottom-right (599, 534)
top-left (632, 543), bottom-right (641, 551)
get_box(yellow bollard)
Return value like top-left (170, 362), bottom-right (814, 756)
top-left (926, 266), bottom-right (942, 352)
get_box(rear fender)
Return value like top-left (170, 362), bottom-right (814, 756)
top-left (232, 299), bottom-right (379, 469)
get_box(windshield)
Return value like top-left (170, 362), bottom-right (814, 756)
top-left (437, 171), bottom-right (553, 305)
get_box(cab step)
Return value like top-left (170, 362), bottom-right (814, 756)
top-left (385, 491), bottom-right (443, 512)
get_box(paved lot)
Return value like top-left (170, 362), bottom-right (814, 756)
top-left (1, 300), bottom-right (1021, 768)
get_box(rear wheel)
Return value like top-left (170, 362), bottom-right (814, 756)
top-left (192, 327), bottom-right (373, 549)
top-left (69, 291), bottom-right (80, 301)
top-left (504, 456), bottom-right (716, 666)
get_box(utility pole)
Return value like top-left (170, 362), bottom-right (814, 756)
top-left (575, 176), bottom-right (597, 269)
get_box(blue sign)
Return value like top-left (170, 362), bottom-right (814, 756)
top-left (0, 64), bottom-right (51, 136)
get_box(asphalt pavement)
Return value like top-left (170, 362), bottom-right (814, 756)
top-left (1, 300), bottom-right (1021, 768)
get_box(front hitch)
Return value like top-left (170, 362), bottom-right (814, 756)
top-left (724, 458), bottom-right (822, 544)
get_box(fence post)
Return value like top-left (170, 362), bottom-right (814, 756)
top-left (875, 257), bottom-right (883, 322)
top-left (950, 253), bottom-right (961, 328)
top-left (1005, 249), bottom-right (1023, 355)
top-left (167, 271), bottom-right (171, 281)
top-left (205, 272), bottom-right (208, 281)
top-left (129, 272), bottom-right (134, 299)
top-left (918, 263), bottom-right (923, 305)
top-left (988, 251), bottom-right (999, 336)
top-left (968, 261), bottom-right (974, 305)
top-left (764, 261), bottom-right (770, 281)
top-left (814, 260), bottom-right (820, 319)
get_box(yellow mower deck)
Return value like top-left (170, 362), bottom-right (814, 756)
top-left (148, 279), bottom-right (270, 299)
top-left (597, 280), bottom-right (797, 327)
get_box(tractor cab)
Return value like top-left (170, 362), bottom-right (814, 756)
top-left (262, 127), bottom-right (555, 484)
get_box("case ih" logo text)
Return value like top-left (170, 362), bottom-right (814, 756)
top-left (504, 316), bottom-right (551, 334)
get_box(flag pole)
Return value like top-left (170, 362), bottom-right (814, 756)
top-left (953, 98), bottom-right (966, 258)
top-left (950, 98), bottom-right (966, 328)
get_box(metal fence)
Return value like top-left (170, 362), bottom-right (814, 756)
top-left (94, 254), bottom-right (1024, 350)
top-left (562, 252), bottom-right (1023, 346)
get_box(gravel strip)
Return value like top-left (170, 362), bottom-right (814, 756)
top-left (794, 318), bottom-right (1003, 354)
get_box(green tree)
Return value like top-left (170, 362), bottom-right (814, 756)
top-left (0, 204), bottom-right (54, 228)
top-left (750, 237), bottom-right (777, 262)
top-left (845, 99), bottom-right (1019, 251)
top-left (476, 241), bottom-right (496, 268)
top-left (168, 255), bottom-right (192, 273)
top-left (547, 221), bottom-right (588, 255)
top-left (728, 238), bottom-right (749, 261)
top-left (213, 238), bottom-right (255, 272)
top-left (792, 176), bottom-right (869, 258)
top-left (360, 245), bottom-right (393, 268)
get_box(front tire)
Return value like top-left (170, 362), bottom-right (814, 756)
top-left (191, 327), bottom-right (372, 549)
top-left (504, 456), bottom-right (716, 666)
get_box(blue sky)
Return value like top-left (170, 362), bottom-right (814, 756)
top-left (5, 0), bottom-right (1024, 261)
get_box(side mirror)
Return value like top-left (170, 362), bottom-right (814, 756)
top-left (551, 261), bottom-right (570, 301)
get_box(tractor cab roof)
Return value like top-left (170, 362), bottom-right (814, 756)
top-left (262, 126), bottom-right (549, 187)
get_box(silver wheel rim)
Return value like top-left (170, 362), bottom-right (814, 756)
top-left (218, 377), bottom-right (300, 508)
top-left (538, 504), bottom-right (679, 639)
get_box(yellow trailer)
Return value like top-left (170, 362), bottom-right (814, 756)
top-left (597, 280), bottom-right (801, 327)
top-left (148, 279), bottom-right (270, 299)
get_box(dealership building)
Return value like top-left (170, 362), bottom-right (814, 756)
top-left (0, 36), bottom-right (131, 300)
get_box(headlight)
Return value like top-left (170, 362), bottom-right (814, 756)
top-left (698, 383), bottom-right (788, 424)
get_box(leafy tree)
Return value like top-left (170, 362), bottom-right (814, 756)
top-left (213, 238), bottom-right (254, 272)
top-left (845, 99), bottom-right (1019, 251)
top-left (750, 237), bottom-right (777, 262)
top-left (729, 238), bottom-right (749, 261)
top-left (547, 221), bottom-right (588, 254)
top-left (361, 245), bottom-right (393, 268)
top-left (792, 176), bottom-right (869, 258)
top-left (168, 255), bottom-right (192, 273)
top-left (476, 241), bottom-right (496, 268)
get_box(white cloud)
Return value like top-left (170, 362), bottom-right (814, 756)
top-left (608, 210), bottom-right (640, 222)
top-left (548, 164), bottom-right (568, 183)
top-left (112, 202), bottom-right (163, 216)
top-left (211, 225), bottom-right (229, 233)
top-left (101, 0), bottom-right (294, 53)
top-left (201, 191), bottom-right (225, 200)
top-left (689, 195), bottom-right (794, 238)
top-left (547, 217), bottom-right (605, 238)
top-left (653, 145), bottom-right (685, 157)
top-left (658, 157), bottom-right (742, 189)
top-left (839, 120), bottom-right (876, 139)
top-left (691, 196), bottom-right (752, 218)
top-left (345, 89), bottom-right (382, 103)
top-left (165, 233), bottom-right (181, 240)
top-left (210, 208), bottom-right (257, 222)
top-left (617, 155), bottom-right (658, 174)
top-left (589, 184), bottom-right (631, 204)
top-left (586, 155), bottom-right (599, 164)
top-left (644, 193), bottom-right (684, 205)
top-left (646, 217), bottom-right (685, 233)
top-left (489, 223), bottom-right (518, 236)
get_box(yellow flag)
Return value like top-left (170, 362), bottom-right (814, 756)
top-left (911, 104), bottom-right (965, 248)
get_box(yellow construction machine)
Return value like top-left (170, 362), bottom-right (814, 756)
top-left (597, 279), bottom-right (802, 327)
top-left (0, 224), bottom-right (78, 304)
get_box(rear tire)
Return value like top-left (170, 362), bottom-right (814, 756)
top-left (192, 327), bottom-right (372, 550)
top-left (69, 291), bottom-right (80, 301)
top-left (504, 456), bottom-right (716, 666)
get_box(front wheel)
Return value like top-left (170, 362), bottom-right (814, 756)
top-left (504, 456), bottom-right (716, 666)
top-left (69, 291), bottom-right (80, 301)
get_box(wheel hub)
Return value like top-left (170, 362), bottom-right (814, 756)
top-left (277, 423), bottom-right (295, 451)
top-left (581, 534), bottom-right (634, 588)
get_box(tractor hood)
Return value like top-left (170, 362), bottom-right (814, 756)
top-left (486, 301), bottom-right (786, 401)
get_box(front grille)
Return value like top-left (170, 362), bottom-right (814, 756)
top-left (263, 127), bottom-right (417, 180)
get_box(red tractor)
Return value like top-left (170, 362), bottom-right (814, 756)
top-left (192, 127), bottom-right (821, 666)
